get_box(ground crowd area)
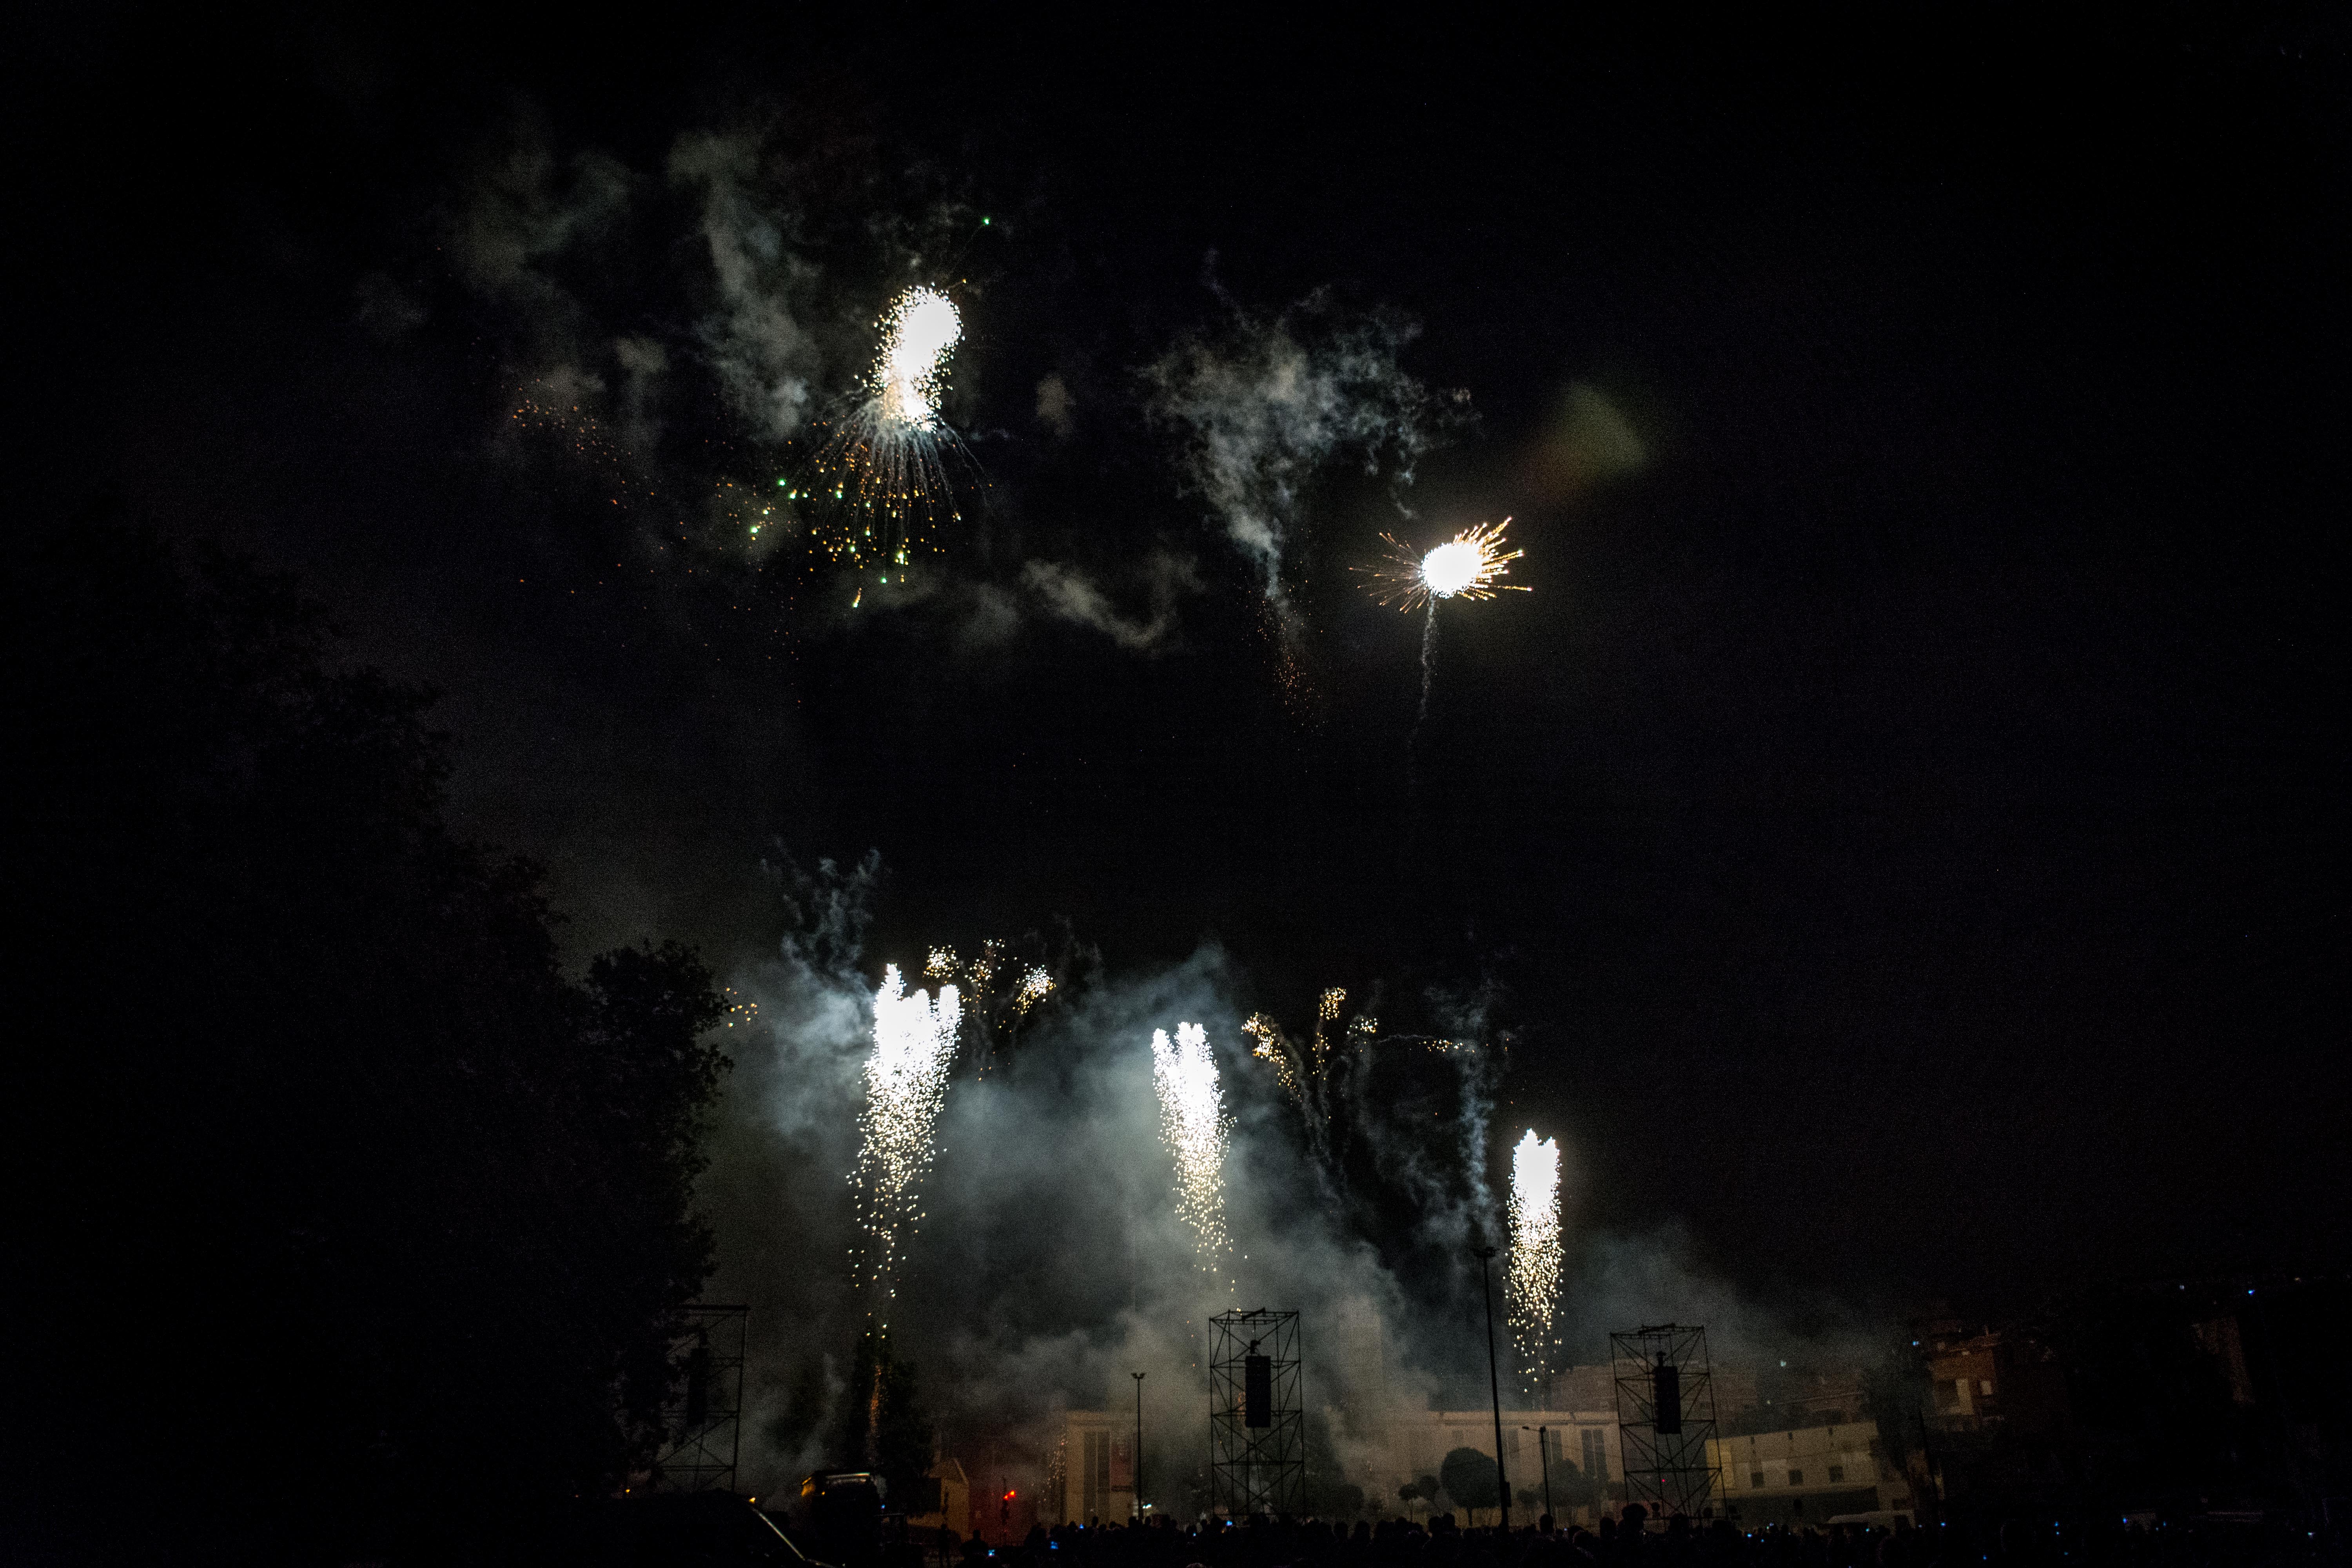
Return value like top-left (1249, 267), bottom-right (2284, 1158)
top-left (928, 1508), bottom-right (2336, 1568)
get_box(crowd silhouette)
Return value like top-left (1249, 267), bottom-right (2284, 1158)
top-left (919, 1504), bottom-right (2333, 1568)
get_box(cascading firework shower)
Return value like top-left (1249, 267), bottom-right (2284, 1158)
top-left (1507, 1128), bottom-right (1563, 1399)
top-left (1151, 1022), bottom-right (1235, 1295)
top-left (850, 964), bottom-right (963, 1316)
top-left (813, 285), bottom-right (971, 569)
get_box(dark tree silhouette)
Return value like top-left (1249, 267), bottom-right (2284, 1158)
top-left (1439, 1446), bottom-right (1501, 1514)
top-left (1, 524), bottom-right (729, 1564)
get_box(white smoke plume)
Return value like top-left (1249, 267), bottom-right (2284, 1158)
top-left (443, 120), bottom-right (647, 432)
top-left (695, 862), bottom-right (1889, 1515)
top-left (1144, 295), bottom-right (1468, 619)
top-left (1021, 552), bottom-right (1200, 653)
top-left (447, 128), bottom-right (632, 328)
top-left (668, 129), bottom-right (823, 442)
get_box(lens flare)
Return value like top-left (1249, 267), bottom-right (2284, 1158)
top-left (1151, 1022), bottom-right (1234, 1294)
top-left (1507, 1128), bottom-right (1563, 1399)
top-left (1358, 517), bottom-right (1527, 611)
top-left (850, 964), bottom-right (963, 1313)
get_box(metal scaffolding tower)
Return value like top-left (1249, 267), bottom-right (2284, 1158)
top-left (1208, 1310), bottom-right (1303, 1519)
top-left (1611, 1324), bottom-right (1721, 1521)
top-left (652, 1305), bottom-right (749, 1493)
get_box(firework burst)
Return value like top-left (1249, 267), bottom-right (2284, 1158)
top-left (1012, 964), bottom-right (1055, 1016)
top-left (850, 964), bottom-right (963, 1314)
top-left (1244, 1012), bottom-right (1306, 1108)
top-left (812, 285), bottom-right (974, 567)
top-left (1506, 1128), bottom-right (1564, 1399)
top-left (1151, 1022), bottom-right (1234, 1294)
top-left (1358, 517), bottom-right (1528, 612)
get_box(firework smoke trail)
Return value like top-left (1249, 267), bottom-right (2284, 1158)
top-left (1414, 599), bottom-right (1439, 740)
top-left (1151, 1022), bottom-right (1235, 1297)
top-left (1507, 1129), bottom-right (1563, 1399)
top-left (815, 285), bottom-right (969, 567)
top-left (1361, 517), bottom-right (1526, 761)
top-left (850, 964), bottom-right (963, 1318)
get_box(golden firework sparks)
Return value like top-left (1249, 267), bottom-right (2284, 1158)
top-left (1357, 517), bottom-right (1528, 611)
top-left (1243, 1012), bottom-right (1305, 1108)
top-left (1011, 964), bottom-right (1054, 1016)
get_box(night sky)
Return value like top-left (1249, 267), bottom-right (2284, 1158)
top-left (13, 6), bottom-right (2347, 1315)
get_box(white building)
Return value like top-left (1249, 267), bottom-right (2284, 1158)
top-left (1050, 1410), bottom-right (1135, 1525)
top-left (1353, 1407), bottom-right (1621, 1524)
top-left (1707, 1420), bottom-right (1910, 1526)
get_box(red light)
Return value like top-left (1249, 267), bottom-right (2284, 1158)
top-left (1004, 1491), bottom-right (1016, 1500)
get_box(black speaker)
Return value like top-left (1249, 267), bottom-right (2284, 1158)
top-left (1245, 1354), bottom-right (1272, 1428)
top-left (1652, 1362), bottom-right (1681, 1435)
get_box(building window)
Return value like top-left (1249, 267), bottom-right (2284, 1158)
top-left (1828, 1465), bottom-right (1844, 1483)
top-left (1749, 1471), bottom-right (1765, 1488)
top-left (1787, 1469), bottom-right (1804, 1486)
top-left (1581, 1427), bottom-right (1610, 1483)
top-left (1980, 1379), bottom-right (1994, 1396)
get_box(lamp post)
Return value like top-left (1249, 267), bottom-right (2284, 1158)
top-left (1472, 1244), bottom-right (1510, 1531)
top-left (1131, 1372), bottom-right (1146, 1524)
top-left (1522, 1426), bottom-right (1551, 1522)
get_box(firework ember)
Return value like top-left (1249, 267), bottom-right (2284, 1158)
top-left (1507, 1128), bottom-right (1563, 1398)
top-left (1151, 1022), bottom-right (1234, 1293)
top-left (851, 964), bottom-right (964, 1314)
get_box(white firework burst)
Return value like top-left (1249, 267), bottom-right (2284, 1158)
top-left (851, 964), bottom-right (963, 1312)
top-left (1357, 518), bottom-right (1528, 611)
top-left (813, 285), bottom-right (972, 565)
top-left (1507, 1128), bottom-right (1563, 1399)
top-left (1151, 1022), bottom-right (1234, 1292)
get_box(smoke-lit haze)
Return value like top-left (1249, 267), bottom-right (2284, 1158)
top-left (698, 858), bottom-right (1887, 1503)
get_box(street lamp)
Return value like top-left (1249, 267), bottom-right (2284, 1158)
top-left (1131, 1372), bottom-right (1146, 1524)
top-left (1472, 1244), bottom-right (1511, 1532)
top-left (1521, 1426), bottom-right (1551, 1522)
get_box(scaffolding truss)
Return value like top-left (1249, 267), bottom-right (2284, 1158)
top-left (1208, 1310), bottom-right (1303, 1519)
top-left (1611, 1324), bottom-right (1721, 1521)
top-left (652, 1305), bottom-right (749, 1493)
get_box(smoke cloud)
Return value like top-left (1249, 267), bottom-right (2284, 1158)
top-left (695, 864), bottom-right (1530, 1505)
top-left (689, 857), bottom-right (1891, 1515)
top-left (668, 131), bottom-right (824, 443)
top-left (1143, 296), bottom-right (1469, 621)
top-left (1021, 552), bottom-right (1200, 653)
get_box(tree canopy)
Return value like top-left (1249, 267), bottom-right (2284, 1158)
top-left (1439, 1446), bottom-right (1501, 1513)
top-left (2, 525), bottom-right (729, 1564)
